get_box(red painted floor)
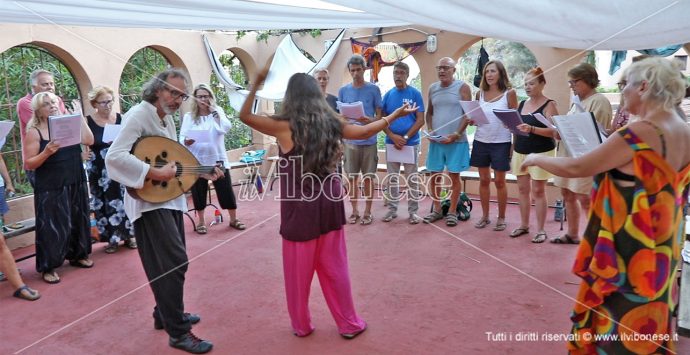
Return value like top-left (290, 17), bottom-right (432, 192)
top-left (2, 190), bottom-right (689, 354)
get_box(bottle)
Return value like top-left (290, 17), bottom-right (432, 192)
top-left (212, 209), bottom-right (222, 225)
top-left (90, 212), bottom-right (99, 241)
top-left (554, 199), bottom-right (563, 221)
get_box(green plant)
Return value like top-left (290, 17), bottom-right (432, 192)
top-left (119, 47), bottom-right (171, 114)
top-left (209, 52), bottom-right (252, 149)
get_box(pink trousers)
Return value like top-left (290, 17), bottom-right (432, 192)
top-left (282, 228), bottom-right (366, 336)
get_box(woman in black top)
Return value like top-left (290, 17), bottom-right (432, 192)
top-left (508, 67), bottom-right (558, 243)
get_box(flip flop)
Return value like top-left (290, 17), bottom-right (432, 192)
top-left (510, 226), bottom-right (529, 238)
top-left (196, 225), bottom-right (208, 234)
top-left (474, 217), bottom-right (491, 229)
top-left (348, 214), bottom-right (360, 224)
top-left (532, 232), bottom-right (548, 243)
top-left (69, 259), bottom-right (94, 268)
top-left (493, 218), bottom-right (507, 231)
top-left (229, 219), bottom-right (246, 230)
top-left (13, 285), bottom-right (41, 301)
top-left (42, 271), bottom-right (60, 284)
top-left (550, 234), bottom-right (580, 244)
top-left (360, 214), bottom-right (373, 225)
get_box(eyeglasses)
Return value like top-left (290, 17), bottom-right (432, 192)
top-left (195, 95), bottom-right (212, 100)
top-left (567, 79), bottom-right (581, 86)
top-left (97, 100), bottom-right (113, 106)
top-left (435, 65), bottom-right (453, 71)
top-left (617, 80), bottom-right (627, 91)
top-left (164, 87), bottom-right (189, 101)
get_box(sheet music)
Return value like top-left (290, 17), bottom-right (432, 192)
top-left (48, 114), bottom-right (82, 147)
top-left (533, 113), bottom-right (556, 129)
top-left (184, 129), bottom-right (212, 144)
top-left (459, 100), bottom-right (489, 125)
top-left (421, 130), bottom-right (448, 142)
top-left (336, 101), bottom-right (365, 119)
top-left (493, 109), bottom-right (528, 136)
top-left (0, 120), bottom-right (14, 141)
top-left (102, 124), bottom-right (122, 143)
top-left (385, 144), bottom-right (415, 164)
top-left (552, 112), bottom-right (603, 158)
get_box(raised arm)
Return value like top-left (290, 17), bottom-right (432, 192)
top-left (343, 103), bottom-right (417, 139)
top-left (238, 63), bottom-right (291, 142)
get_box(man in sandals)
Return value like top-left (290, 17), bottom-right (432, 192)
top-left (423, 57), bottom-right (472, 227)
top-left (338, 54), bottom-right (382, 226)
top-left (381, 61), bottom-right (425, 224)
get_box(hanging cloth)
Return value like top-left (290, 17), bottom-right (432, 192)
top-left (350, 38), bottom-right (425, 82)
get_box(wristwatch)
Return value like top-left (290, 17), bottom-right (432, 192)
top-left (403, 135), bottom-right (409, 140)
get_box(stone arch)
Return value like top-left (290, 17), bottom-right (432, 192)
top-left (227, 47), bottom-right (256, 85)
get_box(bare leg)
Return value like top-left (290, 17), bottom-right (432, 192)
top-left (428, 172), bottom-right (443, 213)
top-left (348, 176), bottom-right (360, 216)
top-left (494, 170), bottom-right (507, 219)
top-left (478, 167), bottom-right (492, 219)
top-left (448, 172), bottom-right (461, 213)
top-left (516, 175), bottom-right (531, 228)
top-left (562, 188), bottom-right (580, 237)
top-left (0, 235), bottom-right (25, 290)
top-left (197, 208), bottom-right (206, 226)
top-left (532, 180), bottom-right (548, 232)
top-left (363, 175), bottom-right (374, 217)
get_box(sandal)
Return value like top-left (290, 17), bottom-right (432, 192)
top-left (42, 270), bottom-right (60, 284)
top-left (229, 219), bottom-right (246, 230)
top-left (69, 258), bottom-right (94, 268)
top-left (510, 226), bottom-right (529, 238)
top-left (382, 211), bottom-right (397, 222)
top-left (493, 218), bottom-right (507, 231)
top-left (125, 238), bottom-right (138, 249)
top-left (532, 232), bottom-right (548, 243)
top-left (409, 214), bottom-right (421, 225)
top-left (550, 234), bottom-right (580, 244)
top-left (13, 285), bottom-right (41, 301)
top-left (474, 217), bottom-right (491, 229)
top-left (348, 213), bottom-right (360, 224)
top-left (7, 222), bottom-right (24, 230)
top-left (423, 210), bottom-right (443, 224)
top-left (195, 225), bottom-right (208, 235)
top-left (445, 214), bottom-right (458, 227)
top-left (104, 243), bottom-right (118, 254)
top-left (361, 213), bottom-right (373, 225)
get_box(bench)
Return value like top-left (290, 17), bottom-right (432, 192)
top-left (4, 218), bottom-right (37, 262)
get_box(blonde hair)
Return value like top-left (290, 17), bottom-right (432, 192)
top-left (88, 85), bottom-right (115, 108)
top-left (189, 83), bottom-right (216, 123)
top-left (27, 92), bottom-right (58, 131)
top-left (626, 57), bottom-right (686, 112)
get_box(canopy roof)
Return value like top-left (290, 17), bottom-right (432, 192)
top-left (2, 0), bottom-right (689, 50)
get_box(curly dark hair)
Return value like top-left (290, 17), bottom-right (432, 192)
top-left (273, 73), bottom-right (344, 178)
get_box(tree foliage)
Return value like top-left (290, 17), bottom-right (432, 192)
top-left (0, 45), bottom-right (79, 196)
top-left (209, 52), bottom-right (252, 149)
top-left (119, 47), bottom-right (170, 114)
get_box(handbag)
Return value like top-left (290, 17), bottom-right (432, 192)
top-left (239, 149), bottom-right (266, 163)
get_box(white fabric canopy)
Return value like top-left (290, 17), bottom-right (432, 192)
top-left (2, 0), bottom-right (689, 50)
top-left (326, 0), bottom-right (690, 50)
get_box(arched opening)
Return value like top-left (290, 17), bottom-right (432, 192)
top-left (209, 49), bottom-right (252, 149)
top-left (118, 47), bottom-right (173, 114)
top-left (0, 43), bottom-right (83, 195)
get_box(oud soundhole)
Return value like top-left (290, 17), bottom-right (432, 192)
top-left (161, 181), bottom-right (168, 188)
top-left (161, 151), bottom-right (168, 158)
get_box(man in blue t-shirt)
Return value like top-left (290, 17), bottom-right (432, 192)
top-left (338, 54), bottom-right (382, 226)
top-left (381, 61), bottom-right (425, 224)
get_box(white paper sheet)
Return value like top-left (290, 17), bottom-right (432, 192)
top-left (459, 100), bottom-right (489, 125)
top-left (385, 144), bottom-right (415, 164)
top-left (48, 114), bottom-right (82, 147)
top-left (0, 121), bottom-right (15, 141)
top-left (337, 101), bottom-right (365, 119)
top-left (533, 113), bottom-right (556, 129)
top-left (102, 124), bottom-right (122, 143)
top-left (552, 112), bottom-right (603, 158)
top-left (421, 130), bottom-right (448, 142)
top-left (184, 129), bottom-right (212, 144)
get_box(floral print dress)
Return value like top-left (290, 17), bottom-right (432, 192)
top-left (87, 114), bottom-right (133, 244)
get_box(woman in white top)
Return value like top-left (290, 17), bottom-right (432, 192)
top-left (179, 84), bottom-right (245, 234)
top-left (470, 60), bottom-right (518, 231)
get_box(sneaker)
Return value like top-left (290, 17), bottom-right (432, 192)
top-left (341, 323), bottom-right (367, 340)
top-left (154, 312), bottom-right (201, 330)
top-left (382, 210), bottom-right (397, 222)
top-left (169, 332), bottom-right (213, 354)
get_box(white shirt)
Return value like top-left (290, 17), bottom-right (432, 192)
top-left (104, 101), bottom-right (186, 222)
top-left (178, 108), bottom-right (232, 167)
top-left (474, 91), bottom-right (512, 143)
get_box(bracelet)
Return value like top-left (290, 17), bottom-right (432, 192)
top-left (530, 126), bottom-right (535, 134)
top-left (382, 117), bottom-right (390, 127)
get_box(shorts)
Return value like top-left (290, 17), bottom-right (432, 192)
top-left (426, 142), bottom-right (470, 173)
top-left (0, 188), bottom-right (9, 215)
top-left (470, 141), bottom-right (511, 171)
top-left (510, 150), bottom-right (555, 180)
top-left (343, 144), bottom-right (378, 176)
